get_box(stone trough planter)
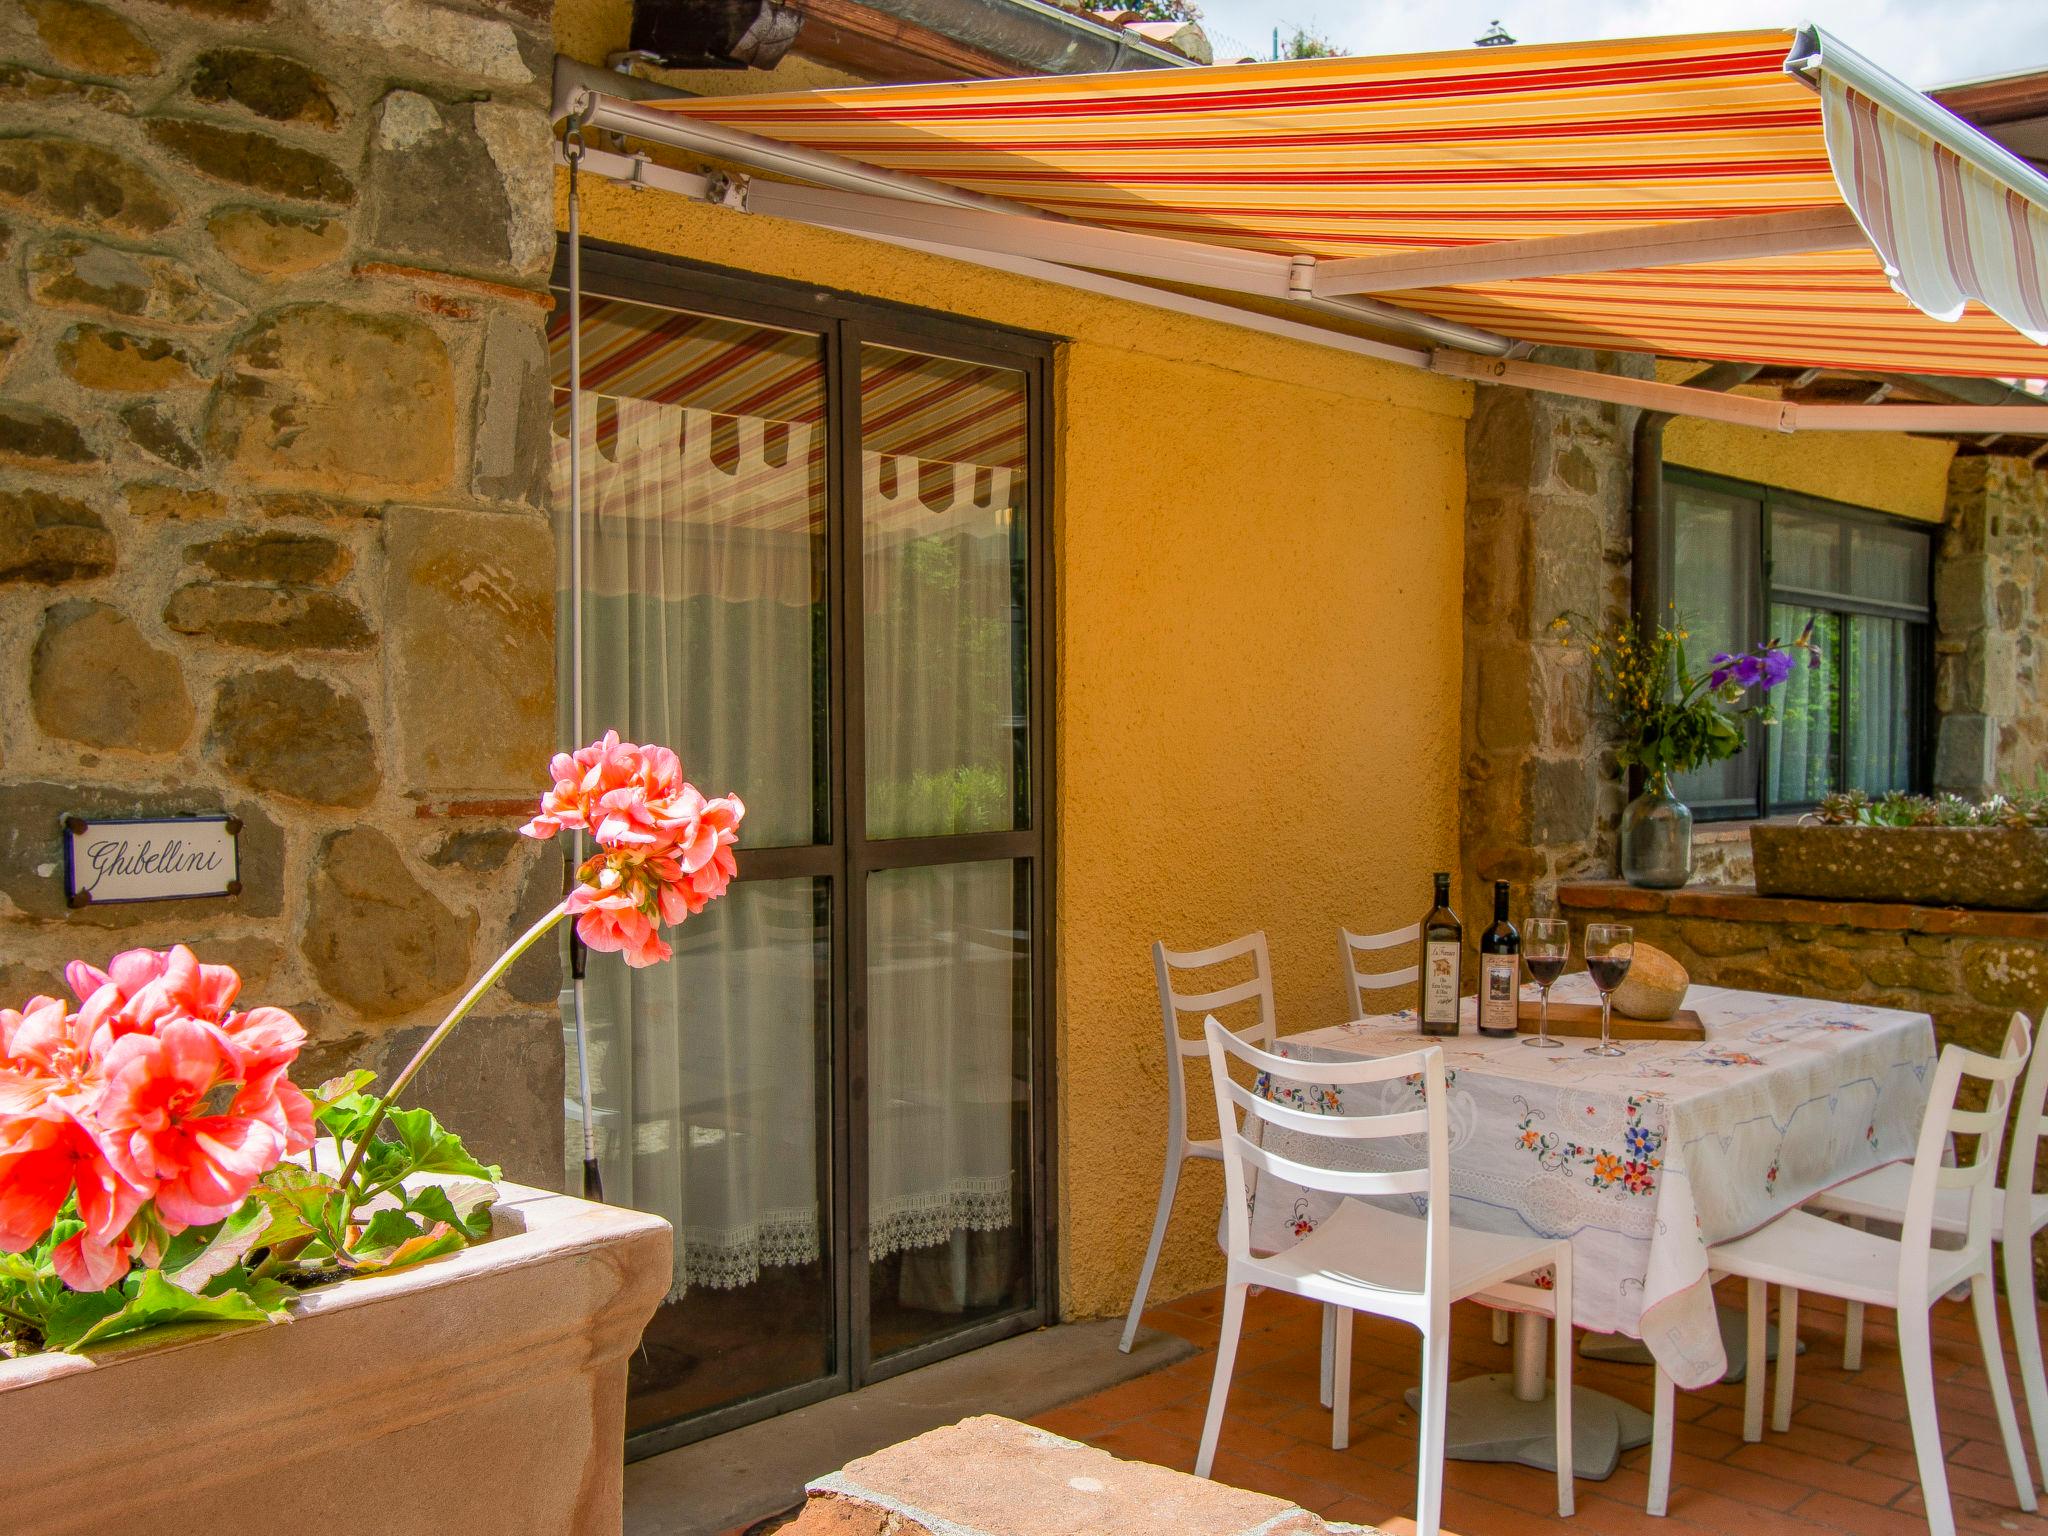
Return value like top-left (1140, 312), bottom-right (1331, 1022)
top-left (1751, 823), bottom-right (2048, 911)
top-left (0, 1182), bottom-right (671, 1536)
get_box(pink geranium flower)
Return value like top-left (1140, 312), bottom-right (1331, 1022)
top-left (522, 734), bottom-right (744, 969)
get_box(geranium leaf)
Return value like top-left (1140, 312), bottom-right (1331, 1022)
top-left (407, 1179), bottom-right (498, 1241)
top-left (38, 1287), bottom-right (129, 1352)
top-left (382, 1105), bottom-right (498, 1182)
top-left (68, 1269), bottom-right (280, 1351)
top-left (350, 1225), bottom-right (466, 1277)
top-left (166, 1200), bottom-right (273, 1295)
top-left (309, 1070), bottom-right (376, 1109)
top-left (256, 1164), bottom-right (341, 1248)
top-left (356, 1208), bottom-right (425, 1253)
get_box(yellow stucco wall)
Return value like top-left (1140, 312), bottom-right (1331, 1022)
top-left (556, 173), bottom-right (1471, 1319)
top-left (1665, 418), bottom-right (1956, 523)
top-left (1652, 365), bottom-right (1956, 522)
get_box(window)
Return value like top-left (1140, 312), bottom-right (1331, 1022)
top-left (1664, 470), bottom-right (1933, 819)
top-left (548, 244), bottom-right (1054, 1454)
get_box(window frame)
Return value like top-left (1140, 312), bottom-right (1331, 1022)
top-left (549, 239), bottom-right (1060, 1457)
top-left (1657, 466), bottom-right (1936, 821)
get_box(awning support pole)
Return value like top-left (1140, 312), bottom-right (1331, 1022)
top-left (562, 114), bottom-right (604, 1206)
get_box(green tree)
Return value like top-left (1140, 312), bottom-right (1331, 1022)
top-left (1279, 24), bottom-right (1343, 58)
top-left (1117, 0), bottom-right (1202, 22)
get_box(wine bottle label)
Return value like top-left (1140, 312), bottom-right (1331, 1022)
top-left (1422, 940), bottom-right (1461, 1026)
top-left (1479, 955), bottom-right (1519, 1034)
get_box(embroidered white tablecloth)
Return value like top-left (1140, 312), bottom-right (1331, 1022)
top-left (1247, 978), bottom-right (1937, 1390)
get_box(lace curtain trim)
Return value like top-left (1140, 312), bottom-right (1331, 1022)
top-left (672, 1178), bottom-right (1015, 1297)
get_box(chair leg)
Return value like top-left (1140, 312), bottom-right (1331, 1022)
top-left (1492, 1308), bottom-right (1513, 1347)
top-left (1119, 1150), bottom-right (1184, 1353)
top-left (1899, 1302), bottom-right (1958, 1536)
top-left (1195, 1281), bottom-right (1249, 1479)
top-left (1843, 1216), bottom-right (1867, 1372)
top-left (1743, 1277), bottom-right (1767, 1443)
top-left (1772, 1287), bottom-right (1799, 1434)
top-left (1553, 1257), bottom-right (1576, 1519)
top-left (1332, 1307), bottom-right (1355, 1451)
top-left (1320, 1302), bottom-right (1335, 1410)
top-left (1414, 1324), bottom-right (1452, 1536)
top-left (1647, 1363), bottom-right (1675, 1519)
top-left (1971, 1272), bottom-right (2039, 1514)
top-left (2003, 1233), bottom-right (2048, 1493)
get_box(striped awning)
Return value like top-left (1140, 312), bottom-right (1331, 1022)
top-left (648, 28), bottom-right (2048, 377)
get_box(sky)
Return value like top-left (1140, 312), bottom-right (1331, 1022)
top-left (1191, 1), bottom-right (2048, 90)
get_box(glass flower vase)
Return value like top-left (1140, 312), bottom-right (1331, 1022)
top-left (1621, 771), bottom-right (1693, 889)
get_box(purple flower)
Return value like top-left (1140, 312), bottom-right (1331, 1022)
top-left (1760, 649), bottom-right (1795, 689)
top-left (1708, 652), bottom-right (1736, 689)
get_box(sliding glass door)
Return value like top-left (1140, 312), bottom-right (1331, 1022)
top-left (547, 248), bottom-right (1052, 1453)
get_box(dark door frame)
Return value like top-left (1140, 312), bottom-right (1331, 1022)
top-left (548, 239), bottom-right (1059, 1459)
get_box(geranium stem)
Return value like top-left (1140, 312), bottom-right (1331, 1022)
top-left (335, 899), bottom-right (571, 1199)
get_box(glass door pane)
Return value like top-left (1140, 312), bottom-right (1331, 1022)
top-left (865, 860), bottom-right (1034, 1360)
top-left (859, 346), bottom-right (1030, 839)
top-left (1765, 604), bottom-right (1842, 807)
top-left (550, 293), bottom-right (836, 1434)
top-left (855, 340), bottom-right (1038, 1363)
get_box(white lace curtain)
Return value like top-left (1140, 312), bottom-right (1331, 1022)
top-left (552, 391), bottom-right (1018, 1300)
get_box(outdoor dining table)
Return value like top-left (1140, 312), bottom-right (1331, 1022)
top-left (1243, 974), bottom-right (1938, 1477)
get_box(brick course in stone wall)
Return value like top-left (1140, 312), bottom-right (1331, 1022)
top-left (0, 0), bottom-right (564, 1184)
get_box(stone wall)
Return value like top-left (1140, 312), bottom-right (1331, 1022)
top-left (1934, 454), bottom-right (2048, 797)
top-left (1459, 353), bottom-right (1648, 927)
top-left (1560, 880), bottom-right (2048, 1275)
top-left (0, 0), bottom-right (564, 1185)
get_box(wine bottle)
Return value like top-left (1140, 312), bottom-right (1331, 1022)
top-left (1419, 872), bottom-right (1462, 1036)
top-left (1477, 880), bottom-right (1521, 1038)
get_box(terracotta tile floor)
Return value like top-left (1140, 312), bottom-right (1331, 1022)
top-left (1030, 1281), bottom-right (2048, 1536)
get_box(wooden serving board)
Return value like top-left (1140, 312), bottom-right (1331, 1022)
top-left (1512, 1000), bottom-right (1705, 1042)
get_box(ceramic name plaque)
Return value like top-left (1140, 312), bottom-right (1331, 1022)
top-left (63, 814), bottom-right (240, 907)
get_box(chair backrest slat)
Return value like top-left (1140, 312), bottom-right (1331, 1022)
top-left (1221, 1075), bottom-right (1431, 1141)
top-left (1901, 1012), bottom-right (2032, 1295)
top-left (2002, 1006), bottom-right (2047, 1243)
top-left (1152, 932), bottom-right (1278, 1134)
top-left (1339, 922), bottom-right (1422, 1016)
top-left (1237, 1140), bottom-right (1432, 1199)
top-left (1205, 1015), bottom-right (1449, 1306)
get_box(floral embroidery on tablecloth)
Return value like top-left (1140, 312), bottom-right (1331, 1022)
top-left (1253, 1072), bottom-right (1342, 1115)
top-left (1513, 1092), bottom-right (1665, 1196)
top-left (1288, 1196), bottom-right (1317, 1239)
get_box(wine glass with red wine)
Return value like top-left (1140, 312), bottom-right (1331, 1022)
top-left (1584, 923), bottom-right (1633, 1058)
top-left (1523, 918), bottom-right (1569, 1048)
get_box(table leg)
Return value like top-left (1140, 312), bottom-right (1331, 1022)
top-left (1402, 1313), bottom-right (1653, 1480)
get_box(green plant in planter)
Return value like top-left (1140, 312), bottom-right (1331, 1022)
top-left (1815, 775), bottom-right (2048, 830)
top-left (0, 732), bottom-right (743, 1357)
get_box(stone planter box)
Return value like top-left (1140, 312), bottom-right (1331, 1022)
top-left (1751, 823), bottom-right (2048, 911)
top-left (0, 1182), bottom-right (671, 1536)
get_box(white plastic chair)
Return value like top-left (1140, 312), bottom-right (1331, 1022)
top-left (1118, 933), bottom-right (1280, 1354)
top-left (1646, 1017), bottom-right (2038, 1536)
top-left (1807, 1008), bottom-right (2048, 1489)
top-left (1194, 1017), bottom-right (1575, 1536)
top-left (1338, 921), bottom-right (1422, 1016)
